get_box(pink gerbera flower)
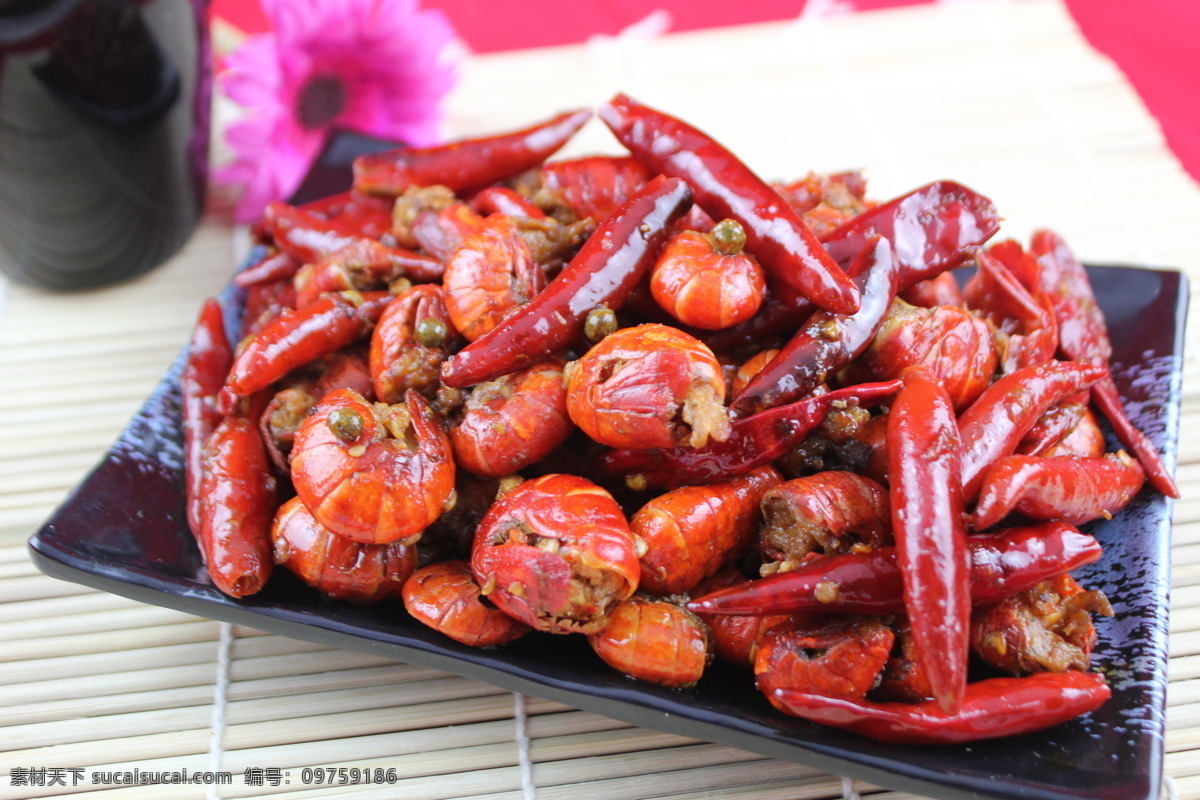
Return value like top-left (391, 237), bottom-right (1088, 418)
top-left (217, 0), bottom-right (462, 221)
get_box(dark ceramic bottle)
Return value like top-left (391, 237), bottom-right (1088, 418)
top-left (0, 0), bottom-right (210, 289)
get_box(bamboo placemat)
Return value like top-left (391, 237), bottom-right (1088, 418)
top-left (3, 0), bottom-right (1199, 798)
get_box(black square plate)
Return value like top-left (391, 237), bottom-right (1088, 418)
top-left (26, 140), bottom-right (1188, 799)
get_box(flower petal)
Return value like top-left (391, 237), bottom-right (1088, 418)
top-left (216, 0), bottom-right (462, 220)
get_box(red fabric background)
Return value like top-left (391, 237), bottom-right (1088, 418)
top-left (211, 0), bottom-right (1200, 184)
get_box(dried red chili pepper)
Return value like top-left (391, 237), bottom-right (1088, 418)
top-left (986, 238), bottom-right (1042, 292)
top-left (888, 366), bottom-right (968, 714)
top-left (224, 291), bottom-right (393, 404)
top-left (260, 202), bottom-right (442, 282)
top-left (295, 190), bottom-right (394, 240)
top-left (821, 180), bottom-right (1000, 288)
top-left (540, 155), bottom-right (654, 223)
top-left (964, 250), bottom-right (1058, 372)
top-left (1029, 234), bottom-right (1111, 361)
top-left (687, 522), bottom-right (1101, 616)
top-left (966, 250), bottom-right (1056, 339)
top-left (198, 394), bottom-right (276, 598)
top-left (599, 380), bottom-right (901, 489)
top-left (969, 451), bottom-right (1145, 530)
top-left (958, 360), bottom-right (1107, 501)
top-left (353, 108), bottom-right (592, 196)
top-left (469, 186), bottom-right (547, 219)
top-left (233, 250), bottom-right (300, 288)
top-left (599, 93), bottom-right (860, 315)
top-left (441, 175), bottom-right (694, 388)
top-left (900, 272), bottom-right (963, 308)
top-left (703, 180), bottom-right (999, 352)
top-left (182, 299), bottom-right (233, 541)
top-left (1031, 230), bottom-right (1179, 498)
top-left (771, 671), bottom-right (1110, 744)
top-left (731, 237), bottom-right (899, 416)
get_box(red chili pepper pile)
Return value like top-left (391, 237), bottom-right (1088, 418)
top-left (184, 96), bottom-right (1174, 746)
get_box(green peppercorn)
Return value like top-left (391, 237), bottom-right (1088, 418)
top-left (710, 218), bottom-right (747, 256)
top-left (584, 306), bottom-right (618, 344)
top-left (414, 316), bottom-right (447, 348)
top-left (327, 408), bottom-right (364, 442)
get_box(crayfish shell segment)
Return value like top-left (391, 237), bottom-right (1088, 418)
top-left (649, 227), bottom-right (766, 331)
top-left (691, 567), bottom-right (791, 668)
top-left (402, 560), bottom-right (532, 647)
top-left (588, 595), bottom-right (712, 688)
top-left (754, 616), bottom-right (895, 709)
top-left (855, 299), bottom-right (998, 412)
top-left (969, 574), bottom-right (1112, 676)
top-left (470, 473), bottom-right (640, 635)
top-left (443, 215), bottom-right (545, 343)
top-left (450, 359), bottom-right (574, 477)
top-left (290, 388), bottom-right (455, 545)
top-left (271, 496), bottom-right (416, 604)
top-left (369, 284), bottom-right (459, 405)
top-left (758, 471), bottom-right (892, 571)
top-left (631, 466), bottom-right (782, 596)
top-left (565, 323), bottom-right (730, 450)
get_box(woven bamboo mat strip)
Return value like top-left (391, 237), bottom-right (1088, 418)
top-left (2, 0), bottom-right (1199, 798)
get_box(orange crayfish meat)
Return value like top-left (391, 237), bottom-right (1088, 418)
top-left (470, 474), bottom-right (640, 634)
top-left (369, 284), bottom-right (459, 405)
top-left (649, 220), bottom-right (766, 330)
top-left (442, 214), bottom-right (547, 342)
top-left (970, 575), bottom-right (1112, 675)
top-left (565, 323), bottom-right (730, 450)
top-left (403, 560), bottom-right (532, 647)
top-left (854, 298), bottom-right (997, 411)
top-left (631, 466), bottom-right (781, 595)
top-left (290, 388), bottom-right (455, 545)
top-left (271, 496), bottom-right (416, 603)
top-left (588, 595), bottom-right (712, 688)
top-left (450, 358), bottom-right (574, 477)
top-left (755, 615), bottom-right (894, 707)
